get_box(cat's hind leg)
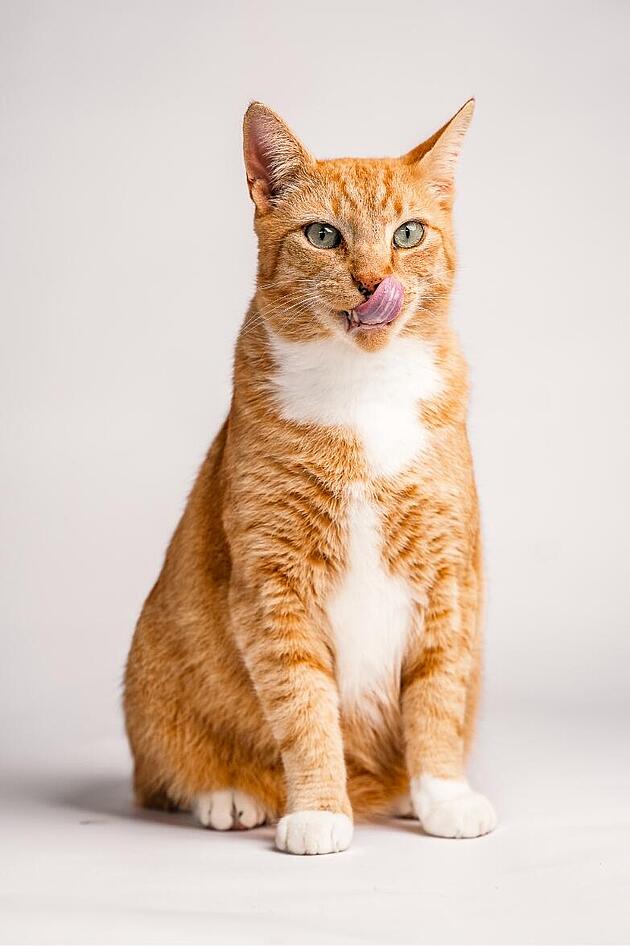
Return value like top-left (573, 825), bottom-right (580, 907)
top-left (132, 753), bottom-right (180, 812)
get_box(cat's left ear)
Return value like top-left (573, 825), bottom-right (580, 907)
top-left (404, 99), bottom-right (475, 202)
top-left (243, 102), bottom-right (314, 213)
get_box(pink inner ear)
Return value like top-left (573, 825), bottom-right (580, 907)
top-left (243, 105), bottom-right (311, 208)
top-left (245, 121), bottom-right (273, 188)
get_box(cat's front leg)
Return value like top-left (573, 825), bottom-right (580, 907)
top-left (230, 579), bottom-right (352, 855)
top-left (402, 571), bottom-right (497, 839)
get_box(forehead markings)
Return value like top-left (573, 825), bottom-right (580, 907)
top-left (374, 165), bottom-right (394, 212)
top-left (319, 163), bottom-right (406, 243)
top-left (303, 161), bottom-right (425, 250)
top-left (330, 191), bottom-right (342, 218)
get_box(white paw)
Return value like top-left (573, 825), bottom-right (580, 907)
top-left (233, 790), bottom-right (268, 829)
top-left (193, 789), bottom-right (267, 831)
top-left (275, 810), bottom-right (353, 855)
top-left (412, 776), bottom-right (497, 839)
top-left (390, 793), bottom-right (414, 818)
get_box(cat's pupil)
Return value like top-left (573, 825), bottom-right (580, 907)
top-left (305, 222), bottom-right (341, 248)
top-left (393, 219), bottom-right (423, 248)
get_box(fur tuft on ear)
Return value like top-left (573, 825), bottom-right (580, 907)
top-left (405, 99), bottom-right (475, 202)
top-left (243, 103), bottom-right (314, 213)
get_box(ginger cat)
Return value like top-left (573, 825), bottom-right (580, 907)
top-left (123, 99), bottom-right (497, 855)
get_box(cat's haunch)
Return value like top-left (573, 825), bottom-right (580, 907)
top-left (123, 99), bottom-right (496, 855)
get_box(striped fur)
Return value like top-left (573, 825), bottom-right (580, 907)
top-left (123, 100), bottom-right (496, 853)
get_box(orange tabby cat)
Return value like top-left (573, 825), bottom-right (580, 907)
top-left (123, 99), bottom-right (497, 854)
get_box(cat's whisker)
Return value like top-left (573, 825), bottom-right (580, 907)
top-left (126, 99), bottom-right (496, 860)
top-left (241, 294), bottom-right (320, 337)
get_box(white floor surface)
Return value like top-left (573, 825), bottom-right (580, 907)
top-left (1, 707), bottom-right (629, 945)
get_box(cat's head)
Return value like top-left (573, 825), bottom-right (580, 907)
top-left (243, 100), bottom-right (474, 352)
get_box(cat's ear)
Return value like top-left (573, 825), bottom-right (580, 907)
top-left (404, 99), bottom-right (475, 202)
top-left (243, 103), bottom-right (314, 213)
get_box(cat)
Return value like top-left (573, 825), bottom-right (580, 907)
top-left (123, 99), bottom-right (497, 855)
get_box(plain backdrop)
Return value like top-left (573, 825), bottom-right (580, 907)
top-left (1, 2), bottom-right (629, 944)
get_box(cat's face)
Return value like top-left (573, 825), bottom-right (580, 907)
top-left (243, 102), bottom-right (474, 352)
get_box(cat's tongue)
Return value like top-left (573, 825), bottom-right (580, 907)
top-left (350, 276), bottom-right (404, 327)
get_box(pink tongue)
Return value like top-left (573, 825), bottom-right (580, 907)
top-left (352, 276), bottom-right (404, 325)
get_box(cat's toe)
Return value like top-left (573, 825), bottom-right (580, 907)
top-left (275, 810), bottom-right (353, 855)
top-left (390, 793), bottom-right (415, 818)
top-left (194, 789), bottom-right (266, 831)
top-left (233, 790), bottom-right (266, 829)
top-left (411, 776), bottom-right (497, 839)
top-left (421, 792), bottom-right (497, 839)
top-left (194, 789), bottom-right (234, 830)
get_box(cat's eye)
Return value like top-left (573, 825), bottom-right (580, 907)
top-left (305, 222), bottom-right (342, 249)
top-left (393, 220), bottom-right (425, 249)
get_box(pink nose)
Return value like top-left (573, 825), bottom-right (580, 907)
top-left (351, 276), bottom-right (404, 326)
top-left (354, 275), bottom-right (383, 296)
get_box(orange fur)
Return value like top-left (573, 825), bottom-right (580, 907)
top-left (124, 100), bottom-right (491, 844)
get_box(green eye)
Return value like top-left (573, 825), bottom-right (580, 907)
top-left (305, 222), bottom-right (341, 249)
top-left (393, 220), bottom-right (425, 248)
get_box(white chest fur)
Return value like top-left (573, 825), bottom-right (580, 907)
top-left (266, 331), bottom-right (441, 478)
top-left (326, 483), bottom-right (414, 710)
top-left (266, 329), bottom-right (441, 710)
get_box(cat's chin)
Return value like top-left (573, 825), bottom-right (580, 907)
top-left (342, 310), bottom-right (401, 334)
top-left (343, 319), bottom-right (398, 351)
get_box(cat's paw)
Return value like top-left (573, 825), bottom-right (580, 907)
top-left (420, 792), bottom-right (497, 838)
top-left (412, 776), bottom-right (497, 839)
top-left (194, 789), bottom-right (267, 831)
top-left (275, 810), bottom-right (353, 855)
top-left (390, 793), bottom-right (415, 818)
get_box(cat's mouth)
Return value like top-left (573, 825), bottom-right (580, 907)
top-left (341, 276), bottom-right (404, 332)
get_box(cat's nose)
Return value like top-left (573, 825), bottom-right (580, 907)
top-left (353, 275), bottom-right (383, 298)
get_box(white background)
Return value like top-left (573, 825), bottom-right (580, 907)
top-left (1, 2), bottom-right (629, 944)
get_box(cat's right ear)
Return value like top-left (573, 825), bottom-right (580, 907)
top-left (243, 103), bottom-right (314, 213)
